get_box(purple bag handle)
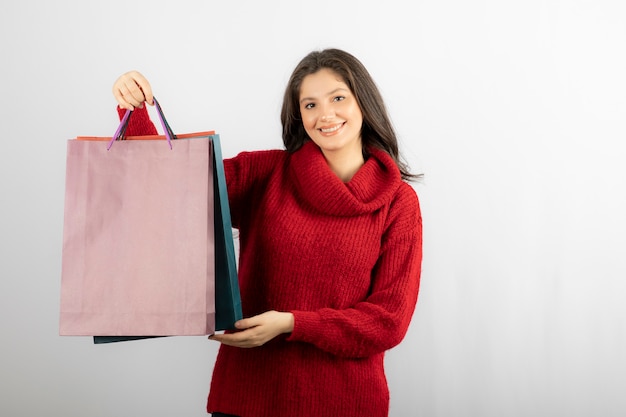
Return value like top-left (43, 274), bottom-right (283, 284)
top-left (107, 97), bottom-right (175, 150)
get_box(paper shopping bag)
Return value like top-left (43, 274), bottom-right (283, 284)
top-left (60, 99), bottom-right (242, 340)
top-left (92, 134), bottom-right (242, 344)
top-left (60, 136), bottom-right (215, 336)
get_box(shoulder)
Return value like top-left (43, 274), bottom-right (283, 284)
top-left (385, 182), bottom-right (422, 238)
top-left (224, 149), bottom-right (289, 184)
top-left (225, 148), bottom-right (287, 169)
top-left (235, 148), bottom-right (287, 158)
top-left (391, 182), bottom-right (420, 213)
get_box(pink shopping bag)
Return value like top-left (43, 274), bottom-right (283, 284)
top-left (59, 102), bottom-right (218, 336)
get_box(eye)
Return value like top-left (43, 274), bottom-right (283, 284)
top-left (303, 102), bottom-right (315, 109)
top-left (333, 96), bottom-right (345, 102)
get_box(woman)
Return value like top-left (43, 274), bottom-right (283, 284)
top-left (113, 48), bottom-right (422, 417)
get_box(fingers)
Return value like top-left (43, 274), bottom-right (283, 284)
top-left (112, 70), bottom-right (154, 111)
top-left (234, 316), bottom-right (257, 330)
top-left (208, 316), bottom-right (270, 348)
top-left (209, 329), bottom-right (265, 348)
top-left (208, 311), bottom-right (294, 348)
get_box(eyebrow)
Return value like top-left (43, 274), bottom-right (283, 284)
top-left (299, 88), bottom-right (350, 104)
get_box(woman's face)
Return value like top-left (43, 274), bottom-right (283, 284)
top-left (298, 68), bottom-right (363, 159)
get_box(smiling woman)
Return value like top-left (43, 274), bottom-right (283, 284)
top-left (111, 48), bottom-right (423, 417)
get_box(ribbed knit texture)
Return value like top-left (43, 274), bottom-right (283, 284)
top-left (121, 106), bottom-right (422, 417)
top-left (116, 105), bottom-right (158, 136)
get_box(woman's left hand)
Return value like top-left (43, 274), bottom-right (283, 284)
top-left (208, 310), bottom-right (294, 348)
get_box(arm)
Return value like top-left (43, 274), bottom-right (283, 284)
top-left (222, 149), bottom-right (286, 229)
top-left (209, 150), bottom-right (298, 347)
top-left (287, 185), bottom-right (422, 358)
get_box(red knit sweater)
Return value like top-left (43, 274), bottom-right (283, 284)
top-left (118, 106), bottom-right (423, 417)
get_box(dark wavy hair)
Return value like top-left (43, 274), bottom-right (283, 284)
top-left (280, 48), bottom-right (420, 181)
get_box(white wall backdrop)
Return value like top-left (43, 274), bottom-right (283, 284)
top-left (1, 1), bottom-right (625, 416)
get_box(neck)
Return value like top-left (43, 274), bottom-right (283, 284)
top-left (322, 149), bottom-right (365, 182)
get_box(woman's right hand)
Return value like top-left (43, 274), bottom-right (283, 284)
top-left (112, 70), bottom-right (154, 111)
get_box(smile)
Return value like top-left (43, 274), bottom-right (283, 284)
top-left (319, 123), bottom-right (344, 133)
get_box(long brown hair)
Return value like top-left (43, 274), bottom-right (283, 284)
top-left (280, 48), bottom-right (420, 181)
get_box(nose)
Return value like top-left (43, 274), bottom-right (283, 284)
top-left (320, 106), bottom-right (335, 122)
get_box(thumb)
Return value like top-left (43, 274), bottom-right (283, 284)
top-left (234, 318), bottom-right (252, 329)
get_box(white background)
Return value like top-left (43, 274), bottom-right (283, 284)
top-left (1, 1), bottom-right (625, 416)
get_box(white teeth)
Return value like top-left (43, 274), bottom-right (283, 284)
top-left (321, 124), bottom-right (342, 133)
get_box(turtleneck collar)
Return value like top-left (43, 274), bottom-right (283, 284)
top-left (288, 141), bottom-right (402, 217)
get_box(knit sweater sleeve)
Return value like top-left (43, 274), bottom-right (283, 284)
top-left (223, 149), bottom-right (286, 229)
top-left (287, 183), bottom-right (423, 358)
top-left (115, 105), bottom-right (158, 136)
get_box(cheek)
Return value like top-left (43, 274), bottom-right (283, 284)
top-left (347, 104), bottom-right (363, 123)
top-left (300, 112), bottom-right (316, 132)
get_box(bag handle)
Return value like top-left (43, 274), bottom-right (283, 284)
top-left (107, 97), bottom-right (176, 150)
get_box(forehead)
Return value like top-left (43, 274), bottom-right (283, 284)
top-left (299, 68), bottom-right (348, 97)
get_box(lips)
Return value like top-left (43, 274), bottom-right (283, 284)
top-left (319, 123), bottom-right (344, 133)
